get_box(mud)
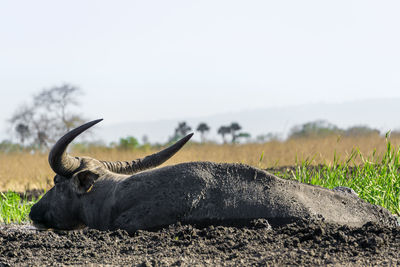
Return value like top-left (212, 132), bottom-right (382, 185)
top-left (1, 219), bottom-right (399, 266)
top-left (17, 189), bottom-right (44, 201)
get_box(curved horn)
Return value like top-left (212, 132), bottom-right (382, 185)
top-left (101, 133), bottom-right (193, 174)
top-left (49, 119), bottom-right (103, 177)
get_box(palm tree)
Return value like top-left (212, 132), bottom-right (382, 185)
top-left (196, 122), bottom-right (210, 143)
top-left (230, 122), bottom-right (242, 143)
top-left (217, 126), bottom-right (231, 144)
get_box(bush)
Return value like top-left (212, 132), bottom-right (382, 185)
top-left (288, 120), bottom-right (341, 139)
top-left (118, 136), bottom-right (139, 150)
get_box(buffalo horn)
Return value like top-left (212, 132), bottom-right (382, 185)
top-left (101, 133), bottom-right (193, 174)
top-left (48, 119), bottom-right (103, 177)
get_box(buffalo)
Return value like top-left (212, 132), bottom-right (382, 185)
top-left (29, 119), bottom-right (398, 233)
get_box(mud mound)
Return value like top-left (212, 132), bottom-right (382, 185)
top-left (1, 219), bottom-right (399, 266)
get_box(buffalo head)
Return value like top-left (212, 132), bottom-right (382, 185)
top-left (29, 119), bottom-right (193, 230)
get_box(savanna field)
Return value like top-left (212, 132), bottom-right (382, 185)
top-left (1, 134), bottom-right (400, 191)
top-left (1, 134), bottom-right (400, 266)
top-left (1, 134), bottom-right (400, 223)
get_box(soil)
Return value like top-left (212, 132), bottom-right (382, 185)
top-left (1, 219), bottom-right (399, 266)
top-left (17, 189), bottom-right (44, 201)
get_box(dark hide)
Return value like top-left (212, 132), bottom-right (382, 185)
top-left (30, 161), bottom-right (398, 233)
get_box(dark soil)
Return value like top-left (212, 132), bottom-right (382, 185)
top-left (17, 189), bottom-right (44, 201)
top-left (1, 219), bottom-right (399, 266)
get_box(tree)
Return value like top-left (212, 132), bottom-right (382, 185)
top-left (235, 132), bottom-right (251, 143)
top-left (288, 120), bottom-right (341, 139)
top-left (256, 133), bottom-right (281, 143)
top-left (118, 136), bottom-right (139, 150)
top-left (175, 122), bottom-right (192, 137)
top-left (230, 122), bottom-right (242, 143)
top-left (196, 122), bottom-right (210, 143)
top-left (344, 126), bottom-right (380, 137)
top-left (0, 140), bottom-right (23, 153)
top-left (33, 83), bottom-right (84, 132)
top-left (15, 123), bottom-right (30, 145)
top-left (8, 83), bottom-right (86, 148)
top-left (142, 135), bottom-right (149, 145)
top-left (169, 122), bottom-right (192, 143)
top-left (217, 126), bottom-right (231, 144)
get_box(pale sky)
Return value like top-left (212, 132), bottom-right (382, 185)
top-left (1, 0), bottom-right (400, 141)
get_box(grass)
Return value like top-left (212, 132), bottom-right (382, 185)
top-left (2, 134), bottom-right (400, 191)
top-left (0, 134), bottom-right (399, 223)
top-left (276, 136), bottom-right (400, 215)
top-left (0, 191), bottom-right (38, 224)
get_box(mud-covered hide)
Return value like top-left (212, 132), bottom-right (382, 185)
top-left (80, 162), bottom-right (398, 232)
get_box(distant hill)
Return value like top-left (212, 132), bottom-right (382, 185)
top-left (97, 98), bottom-right (400, 144)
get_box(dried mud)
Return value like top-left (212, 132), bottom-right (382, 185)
top-left (1, 219), bottom-right (399, 266)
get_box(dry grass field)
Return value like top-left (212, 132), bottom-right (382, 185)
top-left (1, 134), bottom-right (400, 192)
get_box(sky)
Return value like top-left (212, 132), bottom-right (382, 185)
top-left (1, 0), bottom-right (400, 142)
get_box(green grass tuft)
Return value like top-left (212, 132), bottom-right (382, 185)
top-left (275, 137), bottom-right (400, 215)
top-left (0, 191), bottom-right (38, 224)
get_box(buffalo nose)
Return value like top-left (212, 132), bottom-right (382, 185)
top-left (29, 204), bottom-right (43, 222)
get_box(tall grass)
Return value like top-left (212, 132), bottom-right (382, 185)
top-left (1, 134), bottom-right (400, 192)
top-left (0, 191), bottom-right (38, 224)
top-left (283, 135), bottom-right (400, 215)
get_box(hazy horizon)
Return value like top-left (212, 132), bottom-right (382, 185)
top-left (3, 97), bottom-right (399, 145)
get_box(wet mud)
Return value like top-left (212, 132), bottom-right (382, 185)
top-left (1, 219), bottom-right (399, 266)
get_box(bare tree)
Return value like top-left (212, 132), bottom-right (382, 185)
top-left (196, 122), bottom-right (210, 143)
top-left (33, 83), bottom-right (84, 132)
top-left (8, 83), bottom-right (86, 148)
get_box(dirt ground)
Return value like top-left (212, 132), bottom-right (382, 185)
top-left (0, 218), bottom-right (399, 266)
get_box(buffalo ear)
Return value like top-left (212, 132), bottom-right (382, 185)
top-left (74, 170), bottom-right (99, 193)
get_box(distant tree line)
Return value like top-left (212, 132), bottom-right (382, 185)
top-left (287, 120), bottom-right (381, 139)
top-left (168, 121), bottom-right (251, 144)
top-left (2, 83), bottom-right (398, 153)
